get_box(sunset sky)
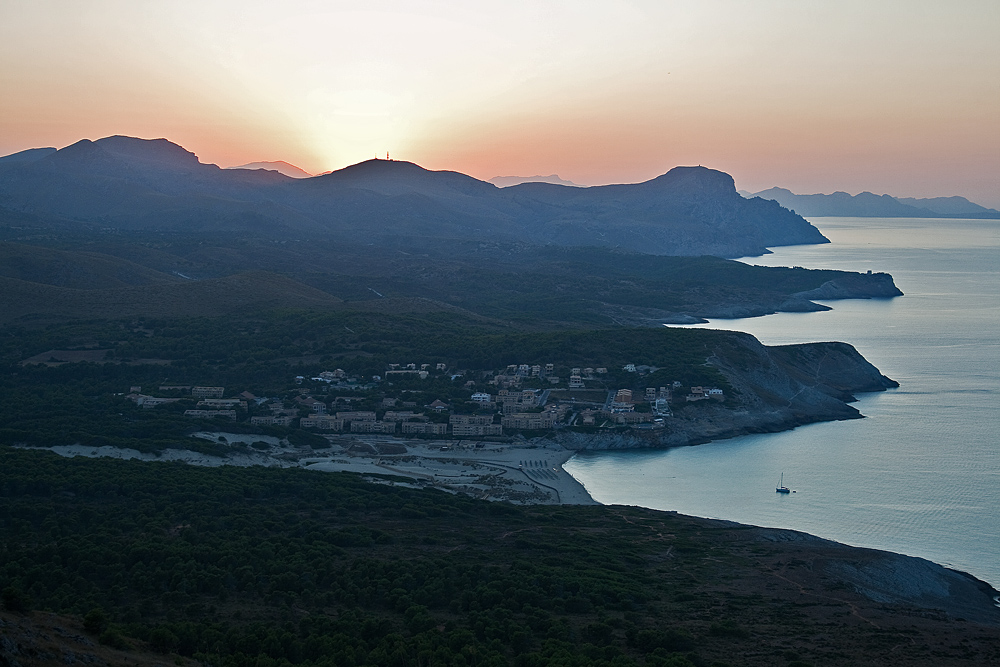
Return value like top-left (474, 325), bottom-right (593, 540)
top-left (2, 1), bottom-right (998, 206)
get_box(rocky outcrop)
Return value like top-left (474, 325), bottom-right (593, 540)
top-left (767, 341), bottom-right (898, 401)
top-left (793, 271), bottom-right (903, 300)
top-left (752, 527), bottom-right (1000, 626)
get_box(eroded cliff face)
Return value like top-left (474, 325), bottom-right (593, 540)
top-left (766, 341), bottom-right (899, 399)
top-left (546, 333), bottom-right (897, 451)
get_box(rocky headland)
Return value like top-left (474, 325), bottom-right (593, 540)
top-left (600, 270), bottom-right (904, 326)
top-left (547, 335), bottom-right (897, 451)
top-left (792, 271), bottom-right (902, 301)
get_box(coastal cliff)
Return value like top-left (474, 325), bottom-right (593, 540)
top-left (792, 271), bottom-right (902, 301)
top-left (548, 334), bottom-right (897, 451)
top-left (614, 269), bottom-right (905, 324)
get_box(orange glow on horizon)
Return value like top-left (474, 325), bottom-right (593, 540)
top-left (1, 1), bottom-right (997, 206)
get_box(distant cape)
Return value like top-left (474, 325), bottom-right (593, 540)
top-left (746, 187), bottom-right (1000, 219)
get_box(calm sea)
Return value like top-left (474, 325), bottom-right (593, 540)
top-left (564, 217), bottom-right (1000, 588)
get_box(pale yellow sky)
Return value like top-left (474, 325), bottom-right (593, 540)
top-left (1, 0), bottom-right (998, 206)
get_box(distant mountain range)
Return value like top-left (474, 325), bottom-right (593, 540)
top-left (0, 135), bottom-right (826, 258)
top-left (741, 187), bottom-right (1000, 219)
top-left (488, 174), bottom-right (582, 187)
top-left (226, 160), bottom-right (315, 178)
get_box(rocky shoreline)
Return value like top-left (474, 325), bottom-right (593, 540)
top-left (542, 335), bottom-right (898, 451)
top-left (715, 523), bottom-right (1000, 627)
top-left (611, 270), bottom-right (904, 324)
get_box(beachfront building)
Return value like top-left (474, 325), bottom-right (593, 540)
top-left (606, 410), bottom-right (652, 425)
top-left (401, 422), bottom-right (448, 435)
top-left (501, 412), bottom-right (556, 430)
top-left (350, 421), bottom-right (397, 434)
top-left (450, 414), bottom-right (502, 436)
top-left (610, 389), bottom-right (634, 413)
top-left (300, 415), bottom-right (343, 430)
top-left (250, 415), bottom-right (295, 427)
top-left (336, 411), bottom-right (376, 421)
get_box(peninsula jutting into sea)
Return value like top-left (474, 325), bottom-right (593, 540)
top-left (1, 136), bottom-right (997, 666)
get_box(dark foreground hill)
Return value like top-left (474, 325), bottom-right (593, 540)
top-left (0, 136), bottom-right (827, 257)
top-left (0, 448), bottom-right (997, 667)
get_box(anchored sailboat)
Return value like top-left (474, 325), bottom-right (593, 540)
top-left (776, 473), bottom-right (791, 494)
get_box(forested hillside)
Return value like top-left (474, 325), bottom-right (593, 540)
top-left (2, 448), bottom-right (997, 667)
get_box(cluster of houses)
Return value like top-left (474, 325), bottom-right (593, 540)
top-left (490, 363), bottom-right (559, 388)
top-left (124, 361), bottom-right (726, 437)
top-left (285, 406), bottom-right (573, 437)
top-left (686, 386), bottom-right (725, 402)
top-left (297, 367), bottom-right (373, 387)
top-left (487, 363), bottom-right (615, 390)
top-left (127, 385), bottom-right (253, 420)
top-left (484, 362), bottom-right (674, 391)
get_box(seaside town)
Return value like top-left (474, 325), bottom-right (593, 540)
top-left (113, 361), bottom-right (724, 504)
top-left (126, 360), bottom-right (726, 439)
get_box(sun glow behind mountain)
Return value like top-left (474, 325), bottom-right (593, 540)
top-left (1, 0), bottom-right (998, 206)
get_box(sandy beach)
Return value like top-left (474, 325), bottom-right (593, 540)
top-left (33, 432), bottom-right (597, 505)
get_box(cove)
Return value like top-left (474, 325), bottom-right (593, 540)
top-left (565, 216), bottom-right (1000, 587)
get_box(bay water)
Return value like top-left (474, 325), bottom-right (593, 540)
top-left (564, 217), bottom-right (1000, 587)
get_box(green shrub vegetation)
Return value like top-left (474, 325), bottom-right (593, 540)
top-left (0, 447), bottom-right (749, 666)
top-left (6, 446), bottom-right (979, 666)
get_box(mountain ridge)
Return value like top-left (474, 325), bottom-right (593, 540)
top-left (226, 160), bottom-right (314, 178)
top-left (0, 135), bottom-right (827, 257)
top-left (489, 174), bottom-right (582, 187)
top-left (748, 186), bottom-right (1000, 218)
